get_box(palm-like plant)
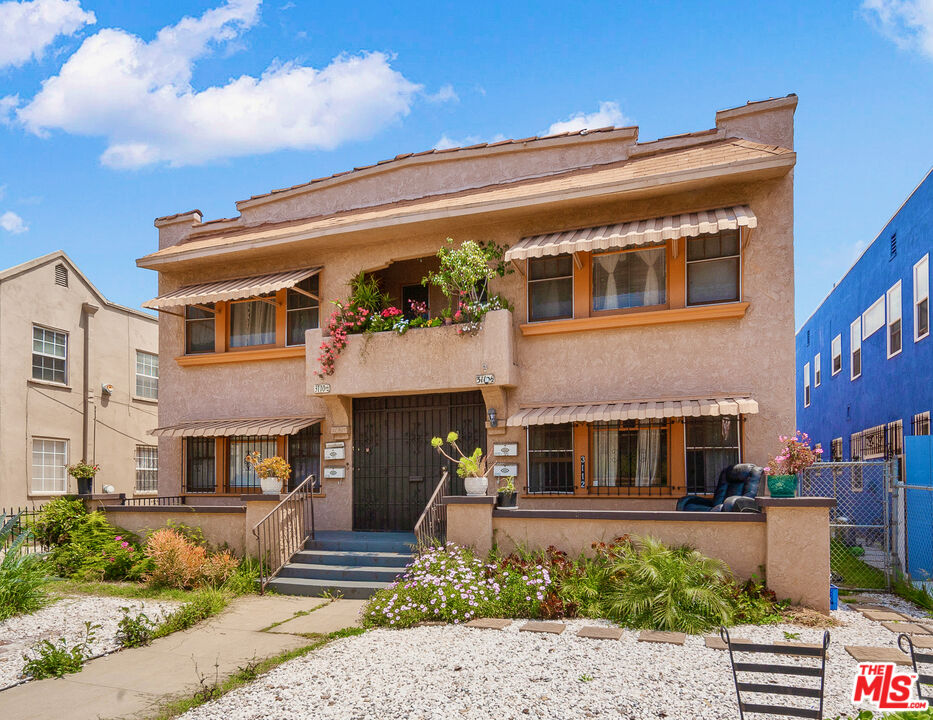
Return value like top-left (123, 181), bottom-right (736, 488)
top-left (0, 512), bottom-right (49, 620)
top-left (607, 536), bottom-right (734, 633)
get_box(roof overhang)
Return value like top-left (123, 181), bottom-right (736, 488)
top-left (151, 415), bottom-right (323, 438)
top-left (506, 397), bottom-right (758, 426)
top-left (142, 267), bottom-right (320, 310)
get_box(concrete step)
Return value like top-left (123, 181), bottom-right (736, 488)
top-left (291, 549), bottom-right (413, 568)
top-left (266, 576), bottom-right (392, 600)
top-left (277, 563), bottom-right (407, 583)
top-left (304, 531), bottom-right (416, 554)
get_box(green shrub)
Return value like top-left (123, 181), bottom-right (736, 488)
top-left (29, 497), bottom-right (87, 546)
top-left (116, 607), bottom-right (157, 648)
top-left (47, 512), bottom-right (150, 582)
top-left (0, 513), bottom-right (50, 620)
top-left (22, 621), bottom-right (99, 679)
top-left (220, 556), bottom-right (262, 596)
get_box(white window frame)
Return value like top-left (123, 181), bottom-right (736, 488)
top-left (831, 334), bottom-right (842, 376)
top-left (814, 353), bottom-right (821, 387)
top-left (31, 324), bottom-right (68, 385)
top-left (803, 362), bottom-right (811, 408)
top-left (862, 296), bottom-right (885, 339)
top-left (135, 445), bottom-right (159, 494)
top-left (850, 318), bottom-right (862, 380)
top-left (915, 253), bottom-right (930, 342)
top-left (135, 350), bottom-right (159, 400)
top-left (887, 280), bottom-right (903, 359)
top-left (31, 437), bottom-right (68, 494)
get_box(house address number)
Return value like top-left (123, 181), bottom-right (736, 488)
top-left (475, 374), bottom-right (495, 385)
top-left (313, 383), bottom-right (331, 394)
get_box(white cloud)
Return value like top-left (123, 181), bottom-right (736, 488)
top-left (434, 132), bottom-right (507, 150)
top-left (426, 84), bottom-right (458, 103)
top-left (0, 0), bottom-right (95, 68)
top-left (0, 210), bottom-right (27, 233)
top-left (863, 0), bottom-right (933, 58)
top-left (545, 101), bottom-right (629, 135)
top-left (15, 0), bottom-right (422, 168)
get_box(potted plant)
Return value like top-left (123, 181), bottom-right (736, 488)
top-left (764, 431), bottom-right (823, 498)
top-left (431, 431), bottom-right (489, 496)
top-left (496, 476), bottom-right (517, 508)
top-left (68, 461), bottom-right (99, 495)
top-left (246, 452), bottom-right (292, 494)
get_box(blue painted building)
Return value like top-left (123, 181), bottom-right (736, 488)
top-left (796, 168), bottom-right (932, 463)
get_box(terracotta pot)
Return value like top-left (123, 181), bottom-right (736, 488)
top-left (260, 476), bottom-right (283, 494)
top-left (463, 475), bottom-right (488, 496)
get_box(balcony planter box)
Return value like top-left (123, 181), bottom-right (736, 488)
top-left (767, 474), bottom-right (798, 498)
top-left (496, 491), bottom-right (517, 509)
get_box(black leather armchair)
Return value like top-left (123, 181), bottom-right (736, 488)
top-left (676, 463), bottom-right (763, 512)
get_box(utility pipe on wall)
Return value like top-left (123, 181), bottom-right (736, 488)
top-left (81, 302), bottom-right (99, 463)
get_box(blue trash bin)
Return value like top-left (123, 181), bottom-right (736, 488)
top-left (830, 584), bottom-right (839, 611)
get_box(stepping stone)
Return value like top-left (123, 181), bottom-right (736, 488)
top-left (860, 609), bottom-right (911, 622)
top-left (908, 636), bottom-right (933, 649)
top-left (705, 635), bottom-right (751, 650)
top-left (774, 641), bottom-right (825, 654)
top-left (577, 626), bottom-right (623, 640)
top-left (465, 618), bottom-right (511, 630)
top-left (519, 621), bottom-right (565, 635)
top-left (845, 646), bottom-right (912, 665)
top-left (638, 631), bottom-right (686, 645)
top-left (849, 604), bottom-right (890, 611)
top-left (414, 621), bottom-right (447, 627)
top-left (881, 622), bottom-right (933, 635)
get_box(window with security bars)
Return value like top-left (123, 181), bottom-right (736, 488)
top-left (886, 420), bottom-right (903, 458)
top-left (590, 420), bottom-right (668, 493)
top-left (850, 432), bottom-right (864, 492)
top-left (526, 424), bottom-right (573, 493)
top-left (287, 424), bottom-right (321, 492)
top-left (31, 438), bottom-right (68, 493)
top-left (913, 412), bottom-right (931, 437)
top-left (831, 437), bottom-right (842, 462)
top-left (185, 437), bottom-right (215, 493)
top-left (227, 436), bottom-right (276, 492)
top-left (135, 446), bottom-right (158, 493)
top-left (135, 351), bottom-right (158, 399)
top-left (32, 325), bottom-right (67, 384)
top-left (686, 417), bottom-right (740, 493)
top-left (860, 425), bottom-right (886, 459)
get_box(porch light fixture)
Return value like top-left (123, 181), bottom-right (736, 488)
top-left (488, 408), bottom-right (498, 427)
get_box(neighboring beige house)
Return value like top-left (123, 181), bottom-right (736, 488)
top-left (137, 95), bottom-right (797, 531)
top-left (0, 252), bottom-right (160, 507)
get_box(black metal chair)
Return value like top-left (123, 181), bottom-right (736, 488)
top-left (721, 627), bottom-right (831, 720)
top-left (898, 633), bottom-right (933, 702)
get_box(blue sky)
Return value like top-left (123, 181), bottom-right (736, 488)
top-left (1, 0), bottom-right (932, 327)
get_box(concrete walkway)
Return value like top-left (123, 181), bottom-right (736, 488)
top-left (0, 596), bottom-right (367, 720)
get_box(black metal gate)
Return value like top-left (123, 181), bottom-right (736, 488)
top-left (352, 391), bottom-right (487, 532)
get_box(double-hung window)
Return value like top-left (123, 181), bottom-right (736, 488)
top-left (185, 305), bottom-right (215, 354)
top-left (831, 334), bottom-right (842, 375)
top-left (32, 438), bottom-right (68, 493)
top-left (803, 362), bottom-right (811, 407)
top-left (850, 318), bottom-right (862, 380)
top-left (686, 230), bottom-right (741, 305)
top-left (32, 325), bottom-right (67, 384)
top-left (685, 417), bottom-right (740, 494)
top-left (887, 281), bottom-right (902, 358)
top-left (135, 351), bottom-right (158, 399)
top-left (229, 297), bottom-right (276, 348)
top-left (526, 424), bottom-right (573, 493)
top-left (915, 254), bottom-right (930, 341)
top-left (590, 420), bottom-right (668, 490)
top-left (592, 245), bottom-right (666, 312)
top-left (135, 445), bottom-right (158, 493)
top-left (527, 256), bottom-right (573, 322)
top-left (286, 275), bottom-right (320, 346)
top-left (814, 353), bottom-right (821, 387)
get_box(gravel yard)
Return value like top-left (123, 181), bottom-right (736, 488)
top-left (0, 595), bottom-right (180, 689)
top-left (179, 596), bottom-right (930, 720)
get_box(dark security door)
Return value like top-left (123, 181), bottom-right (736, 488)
top-left (352, 391), bottom-right (486, 531)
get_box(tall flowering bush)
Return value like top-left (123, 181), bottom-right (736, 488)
top-left (764, 431), bottom-right (823, 476)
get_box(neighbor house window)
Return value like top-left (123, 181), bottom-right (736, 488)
top-left (592, 246), bottom-right (666, 312)
top-left (887, 281), bottom-right (902, 358)
top-left (814, 353), bottom-right (821, 387)
top-left (31, 438), bottom-right (68, 493)
top-left (135, 351), bottom-right (158, 399)
top-left (135, 445), bottom-right (158, 493)
top-left (288, 424), bottom-right (321, 492)
top-left (831, 437), bottom-right (842, 462)
top-left (803, 362), bottom-right (811, 407)
top-left (227, 436), bottom-right (276, 491)
top-left (850, 431), bottom-right (864, 492)
top-left (850, 318), bottom-right (862, 379)
top-left (185, 437), bottom-right (216, 493)
top-left (831, 334), bottom-right (842, 375)
top-left (686, 230), bottom-right (741, 305)
top-left (526, 424), bottom-right (573, 493)
top-left (229, 298), bottom-right (276, 348)
top-left (913, 412), bottom-right (931, 436)
top-left (32, 325), bottom-right (67, 384)
top-left (590, 420), bottom-right (668, 490)
top-left (685, 417), bottom-right (740, 494)
top-left (915, 254), bottom-right (929, 341)
top-left (886, 420), bottom-right (904, 459)
top-left (185, 305), bottom-right (215, 354)
top-left (527, 256), bottom-right (573, 322)
top-left (863, 296), bottom-right (885, 338)
top-left (286, 276), bottom-right (320, 346)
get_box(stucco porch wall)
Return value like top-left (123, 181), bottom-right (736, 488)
top-left (99, 506), bottom-right (248, 555)
top-left (447, 496), bottom-right (833, 611)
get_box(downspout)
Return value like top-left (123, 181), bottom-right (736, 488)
top-left (81, 302), bottom-right (99, 463)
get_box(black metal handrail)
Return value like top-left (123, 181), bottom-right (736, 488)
top-left (251, 474), bottom-right (316, 592)
top-left (414, 470), bottom-right (449, 549)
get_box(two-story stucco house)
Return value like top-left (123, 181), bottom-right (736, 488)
top-left (0, 251), bottom-right (159, 507)
top-left (137, 95), bottom-right (797, 536)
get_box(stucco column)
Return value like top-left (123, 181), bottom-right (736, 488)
top-left (761, 498), bottom-right (835, 613)
top-left (81, 302), bottom-right (99, 465)
top-left (445, 496), bottom-right (494, 556)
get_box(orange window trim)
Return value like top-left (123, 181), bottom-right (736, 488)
top-left (520, 302), bottom-right (749, 336)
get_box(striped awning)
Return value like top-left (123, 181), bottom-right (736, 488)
top-left (151, 415), bottom-right (323, 438)
top-left (142, 267), bottom-right (321, 310)
top-left (504, 205), bottom-right (757, 261)
top-left (506, 397), bottom-right (758, 427)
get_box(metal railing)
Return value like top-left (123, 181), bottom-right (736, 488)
top-left (414, 470), bottom-right (449, 549)
top-left (121, 495), bottom-right (187, 506)
top-left (251, 474), bottom-right (316, 593)
top-left (1, 506), bottom-right (50, 554)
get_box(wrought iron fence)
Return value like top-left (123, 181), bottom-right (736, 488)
top-left (1, 505), bottom-right (50, 554)
top-left (120, 495), bottom-right (186, 507)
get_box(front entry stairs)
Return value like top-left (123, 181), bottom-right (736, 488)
top-left (267, 531), bottom-right (416, 599)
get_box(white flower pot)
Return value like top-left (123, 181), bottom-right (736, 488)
top-left (463, 475), bottom-right (488, 497)
top-left (260, 476), bottom-right (282, 494)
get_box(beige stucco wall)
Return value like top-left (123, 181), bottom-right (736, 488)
top-left (0, 256), bottom-right (159, 507)
top-left (101, 507), bottom-right (247, 555)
